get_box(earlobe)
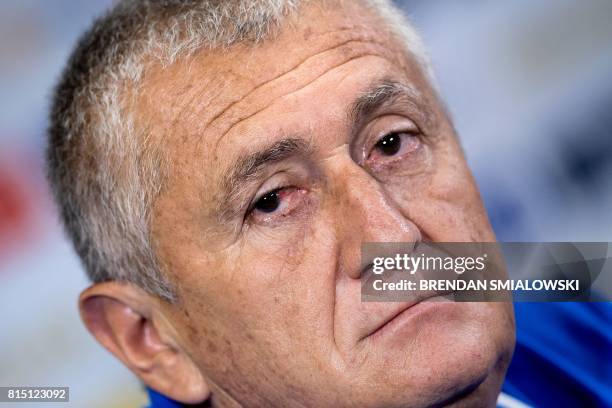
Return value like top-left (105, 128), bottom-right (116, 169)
top-left (79, 282), bottom-right (210, 404)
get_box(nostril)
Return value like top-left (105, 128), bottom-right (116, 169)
top-left (360, 260), bottom-right (375, 279)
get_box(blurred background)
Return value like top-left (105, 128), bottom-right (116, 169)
top-left (1, 0), bottom-right (611, 406)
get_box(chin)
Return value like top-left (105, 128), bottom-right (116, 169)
top-left (357, 302), bottom-right (514, 408)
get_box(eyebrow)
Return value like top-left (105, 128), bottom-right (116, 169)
top-left (348, 78), bottom-right (426, 132)
top-left (215, 78), bottom-right (428, 223)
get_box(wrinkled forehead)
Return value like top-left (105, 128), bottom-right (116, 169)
top-left (134, 1), bottom-right (433, 206)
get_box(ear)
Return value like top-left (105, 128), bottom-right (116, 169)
top-left (79, 281), bottom-right (210, 404)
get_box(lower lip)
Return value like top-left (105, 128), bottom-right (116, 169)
top-left (368, 296), bottom-right (456, 342)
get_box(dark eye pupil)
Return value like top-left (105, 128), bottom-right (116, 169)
top-left (254, 190), bottom-right (280, 213)
top-left (376, 133), bottom-right (401, 156)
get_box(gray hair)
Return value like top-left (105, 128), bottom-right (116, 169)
top-left (47, 0), bottom-right (433, 302)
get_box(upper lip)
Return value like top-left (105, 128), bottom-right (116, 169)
top-left (361, 290), bottom-right (455, 341)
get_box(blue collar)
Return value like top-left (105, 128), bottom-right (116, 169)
top-left (147, 388), bottom-right (183, 408)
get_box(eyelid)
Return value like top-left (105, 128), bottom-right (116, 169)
top-left (240, 159), bottom-right (320, 228)
top-left (245, 167), bottom-right (308, 216)
top-left (360, 116), bottom-right (420, 162)
top-left (247, 186), bottom-right (311, 227)
top-left (247, 179), bottom-right (287, 215)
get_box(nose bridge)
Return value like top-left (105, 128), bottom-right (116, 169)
top-left (330, 163), bottom-right (418, 243)
top-left (326, 158), bottom-right (421, 280)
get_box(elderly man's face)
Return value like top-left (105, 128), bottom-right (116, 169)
top-left (138, 2), bottom-right (514, 406)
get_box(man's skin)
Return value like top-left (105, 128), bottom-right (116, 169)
top-left (78, 2), bottom-right (515, 406)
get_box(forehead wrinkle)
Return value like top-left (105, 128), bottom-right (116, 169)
top-left (204, 25), bottom-right (385, 127)
top-left (211, 38), bottom-right (387, 129)
top-left (136, 62), bottom-right (247, 150)
top-left (168, 71), bottom-right (246, 137)
top-left (209, 38), bottom-right (395, 157)
top-left (213, 51), bottom-right (386, 156)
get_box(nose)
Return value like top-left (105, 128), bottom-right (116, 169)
top-left (327, 158), bottom-right (422, 280)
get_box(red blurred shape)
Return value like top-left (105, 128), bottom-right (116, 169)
top-left (0, 149), bottom-right (47, 266)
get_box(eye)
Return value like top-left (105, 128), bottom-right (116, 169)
top-left (375, 132), bottom-right (402, 156)
top-left (367, 131), bottom-right (423, 167)
top-left (254, 189), bottom-right (281, 213)
top-left (249, 186), bottom-right (308, 224)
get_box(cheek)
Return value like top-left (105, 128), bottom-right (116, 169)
top-left (386, 143), bottom-right (494, 241)
top-left (195, 219), bottom-right (337, 343)
top-left (237, 220), bottom-right (337, 320)
top-left (175, 224), bottom-right (341, 400)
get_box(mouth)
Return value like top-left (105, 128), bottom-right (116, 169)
top-left (362, 290), bottom-right (456, 342)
